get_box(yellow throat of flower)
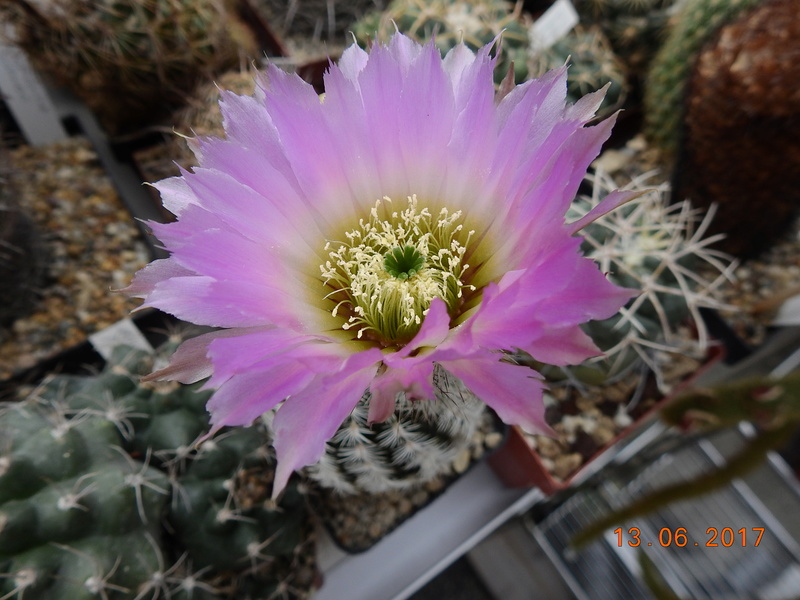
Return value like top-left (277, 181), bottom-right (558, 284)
top-left (321, 195), bottom-right (475, 346)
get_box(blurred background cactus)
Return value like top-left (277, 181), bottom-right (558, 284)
top-left (646, 0), bottom-right (800, 259)
top-left (0, 141), bottom-right (45, 335)
top-left (644, 0), bottom-right (763, 160)
top-left (351, 0), bottom-right (532, 84)
top-left (525, 168), bottom-right (735, 392)
top-left (0, 339), bottom-right (317, 600)
top-left (572, 0), bottom-right (677, 81)
top-left (252, 0), bottom-right (385, 43)
top-left (0, 0), bottom-right (259, 136)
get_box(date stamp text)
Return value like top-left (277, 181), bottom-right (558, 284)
top-left (613, 527), bottom-right (765, 548)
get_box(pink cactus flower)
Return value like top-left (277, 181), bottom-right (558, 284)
top-left (126, 34), bottom-right (636, 495)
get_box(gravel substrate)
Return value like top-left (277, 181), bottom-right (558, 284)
top-left (523, 353), bottom-right (703, 484)
top-left (715, 216), bottom-right (800, 347)
top-left (0, 137), bottom-right (151, 380)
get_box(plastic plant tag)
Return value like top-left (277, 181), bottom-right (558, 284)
top-left (530, 0), bottom-right (580, 53)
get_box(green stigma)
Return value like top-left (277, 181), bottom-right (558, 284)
top-left (384, 245), bottom-right (425, 280)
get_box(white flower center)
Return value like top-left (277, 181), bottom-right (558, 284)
top-left (321, 195), bottom-right (474, 346)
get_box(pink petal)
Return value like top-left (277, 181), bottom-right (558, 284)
top-left (389, 297), bottom-right (451, 361)
top-left (368, 360), bottom-right (436, 423)
top-left (567, 189), bottom-right (644, 235)
top-left (440, 353), bottom-right (552, 435)
top-left (149, 175), bottom-right (197, 217)
top-left (121, 258), bottom-right (194, 298)
top-left (206, 363), bottom-right (316, 430)
top-left (144, 328), bottom-right (250, 384)
top-left (271, 349), bottom-right (382, 496)
top-left (205, 327), bottom-right (318, 388)
top-left (337, 43), bottom-right (369, 81)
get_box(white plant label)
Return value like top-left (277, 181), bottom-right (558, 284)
top-left (0, 37), bottom-right (67, 145)
top-left (89, 318), bottom-right (154, 361)
top-left (530, 0), bottom-right (580, 53)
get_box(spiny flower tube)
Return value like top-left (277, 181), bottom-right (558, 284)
top-left (125, 33), bottom-right (637, 496)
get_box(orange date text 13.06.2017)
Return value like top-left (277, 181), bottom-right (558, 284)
top-left (613, 527), bottom-right (765, 548)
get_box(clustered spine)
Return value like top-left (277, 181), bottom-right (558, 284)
top-left (306, 365), bottom-right (487, 495)
top-left (531, 169), bottom-right (735, 392)
top-left (0, 339), bottom-right (315, 600)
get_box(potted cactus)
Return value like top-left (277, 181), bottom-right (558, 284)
top-left (645, 0), bottom-right (800, 259)
top-left (0, 338), bottom-right (318, 600)
top-left (1, 0), bottom-right (261, 136)
top-left (490, 166), bottom-right (735, 493)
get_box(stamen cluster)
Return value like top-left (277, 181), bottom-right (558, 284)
top-left (321, 195), bottom-right (474, 345)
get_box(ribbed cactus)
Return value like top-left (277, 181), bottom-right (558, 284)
top-left (529, 25), bottom-right (629, 119)
top-left (2, 0), bottom-right (258, 135)
top-left (351, 0), bottom-right (531, 84)
top-left (306, 365), bottom-right (486, 494)
top-left (534, 170), bottom-right (735, 390)
top-left (0, 342), bottom-right (316, 600)
top-left (644, 0), bottom-right (763, 159)
top-left (646, 0), bottom-right (800, 258)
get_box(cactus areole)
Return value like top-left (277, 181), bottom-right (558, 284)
top-left (126, 33), bottom-right (637, 497)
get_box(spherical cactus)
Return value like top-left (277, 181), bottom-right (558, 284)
top-left (306, 365), bottom-right (486, 494)
top-left (0, 341), bottom-right (317, 600)
top-left (2, 0), bottom-right (259, 135)
top-left (649, 0), bottom-right (800, 258)
top-left (0, 396), bottom-right (169, 599)
top-left (529, 169), bottom-right (734, 390)
top-left (644, 0), bottom-right (763, 160)
top-left (351, 0), bottom-right (531, 84)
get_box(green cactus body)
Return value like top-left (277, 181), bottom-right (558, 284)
top-left (351, 0), bottom-right (531, 84)
top-left (0, 341), bottom-right (316, 599)
top-left (306, 365), bottom-right (486, 495)
top-left (644, 0), bottom-right (763, 159)
top-left (538, 170), bottom-right (734, 390)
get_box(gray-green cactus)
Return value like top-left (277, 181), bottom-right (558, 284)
top-left (0, 341), bottom-right (316, 600)
top-left (529, 170), bottom-right (734, 390)
top-left (306, 365), bottom-right (486, 495)
top-left (351, 0), bottom-right (531, 84)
